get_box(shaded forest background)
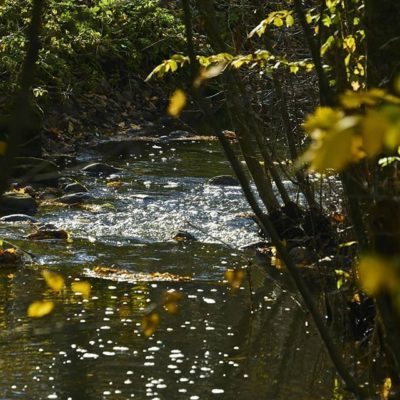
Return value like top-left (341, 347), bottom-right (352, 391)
top-left (1, 0), bottom-right (400, 398)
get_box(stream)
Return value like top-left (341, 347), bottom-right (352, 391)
top-left (0, 139), bottom-right (341, 399)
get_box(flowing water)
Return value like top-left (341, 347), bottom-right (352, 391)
top-left (0, 140), bottom-right (343, 399)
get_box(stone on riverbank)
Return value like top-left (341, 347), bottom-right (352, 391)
top-left (0, 192), bottom-right (37, 216)
top-left (58, 192), bottom-right (94, 205)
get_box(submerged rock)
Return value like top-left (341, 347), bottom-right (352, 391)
top-left (0, 192), bottom-right (37, 216)
top-left (0, 214), bottom-right (38, 223)
top-left (207, 175), bottom-right (240, 186)
top-left (64, 182), bottom-right (88, 194)
top-left (58, 192), bottom-right (94, 204)
top-left (172, 230), bottom-right (197, 242)
top-left (82, 162), bottom-right (122, 177)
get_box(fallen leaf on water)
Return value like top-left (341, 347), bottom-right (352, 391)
top-left (106, 180), bottom-right (124, 189)
top-left (142, 311), bottom-right (160, 337)
top-left (42, 270), bottom-right (65, 292)
top-left (27, 301), bottom-right (54, 318)
top-left (71, 281), bottom-right (91, 299)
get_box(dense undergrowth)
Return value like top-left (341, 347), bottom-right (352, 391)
top-left (0, 0), bottom-right (185, 102)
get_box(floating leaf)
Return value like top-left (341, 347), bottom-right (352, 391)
top-left (167, 89), bottom-right (186, 118)
top-left (225, 269), bottom-right (245, 291)
top-left (71, 281), bottom-right (91, 299)
top-left (42, 270), bottom-right (65, 292)
top-left (142, 311), bottom-right (159, 337)
top-left (27, 301), bottom-right (54, 318)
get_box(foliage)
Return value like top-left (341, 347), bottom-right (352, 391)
top-left (0, 0), bottom-right (184, 98)
top-left (298, 90), bottom-right (400, 172)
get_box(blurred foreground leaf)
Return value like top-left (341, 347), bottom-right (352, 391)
top-left (225, 269), bottom-right (244, 292)
top-left (163, 290), bottom-right (184, 314)
top-left (27, 301), bottom-right (54, 318)
top-left (167, 89), bottom-right (186, 118)
top-left (42, 270), bottom-right (65, 292)
top-left (71, 281), bottom-right (91, 299)
top-left (142, 311), bottom-right (160, 337)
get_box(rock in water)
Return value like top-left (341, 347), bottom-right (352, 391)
top-left (207, 175), bottom-right (240, 186)
top-left (64, 182), bottom-right (88, 193)
top-left (0, 214), bottom-right (38, 223)
top-left (0, 192), bottom-right (37, 216)
top-left (172, 230), bottom-right (197, 242)
top-left (82, 163), bottom-right (122, 177)
top-left (58, 192), bottom-right (93, 204)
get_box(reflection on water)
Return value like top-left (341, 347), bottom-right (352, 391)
top-left (0, 141), bottom-right (343, 399)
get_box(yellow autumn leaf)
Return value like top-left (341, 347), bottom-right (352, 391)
top-left (71, 281), bottom-right (91, 299)
top-left (303, 107), bottom-right (344, 132)
top-left (357, 256), bottom-right (398, 296)
top-left (0, 141), bottom-right (7, 155)
top-left (273, 16), bottom-right (283, 27)
top-left (194, 62), bottom-right (226, 88)
top-left (224, 269), bottom-right (245, 291)
top-left (167, 89), bottom-right (186, 118)
top-left (302, 117), bottom-right (363, 172)
top-left (27, 301), bottom-right (54, 318)
top-left (142, 311), bottom-right (160, 337)
top-left (361, 110), bottom-right (388, 157)
top-left (381, 377), bottom-right (392, 400)
top-left (286, 14), bottom-right (294, 27)
top-left (343, 36), bottom-right (356, 53)
top-left (42, 270), bottom-right (65, 292)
